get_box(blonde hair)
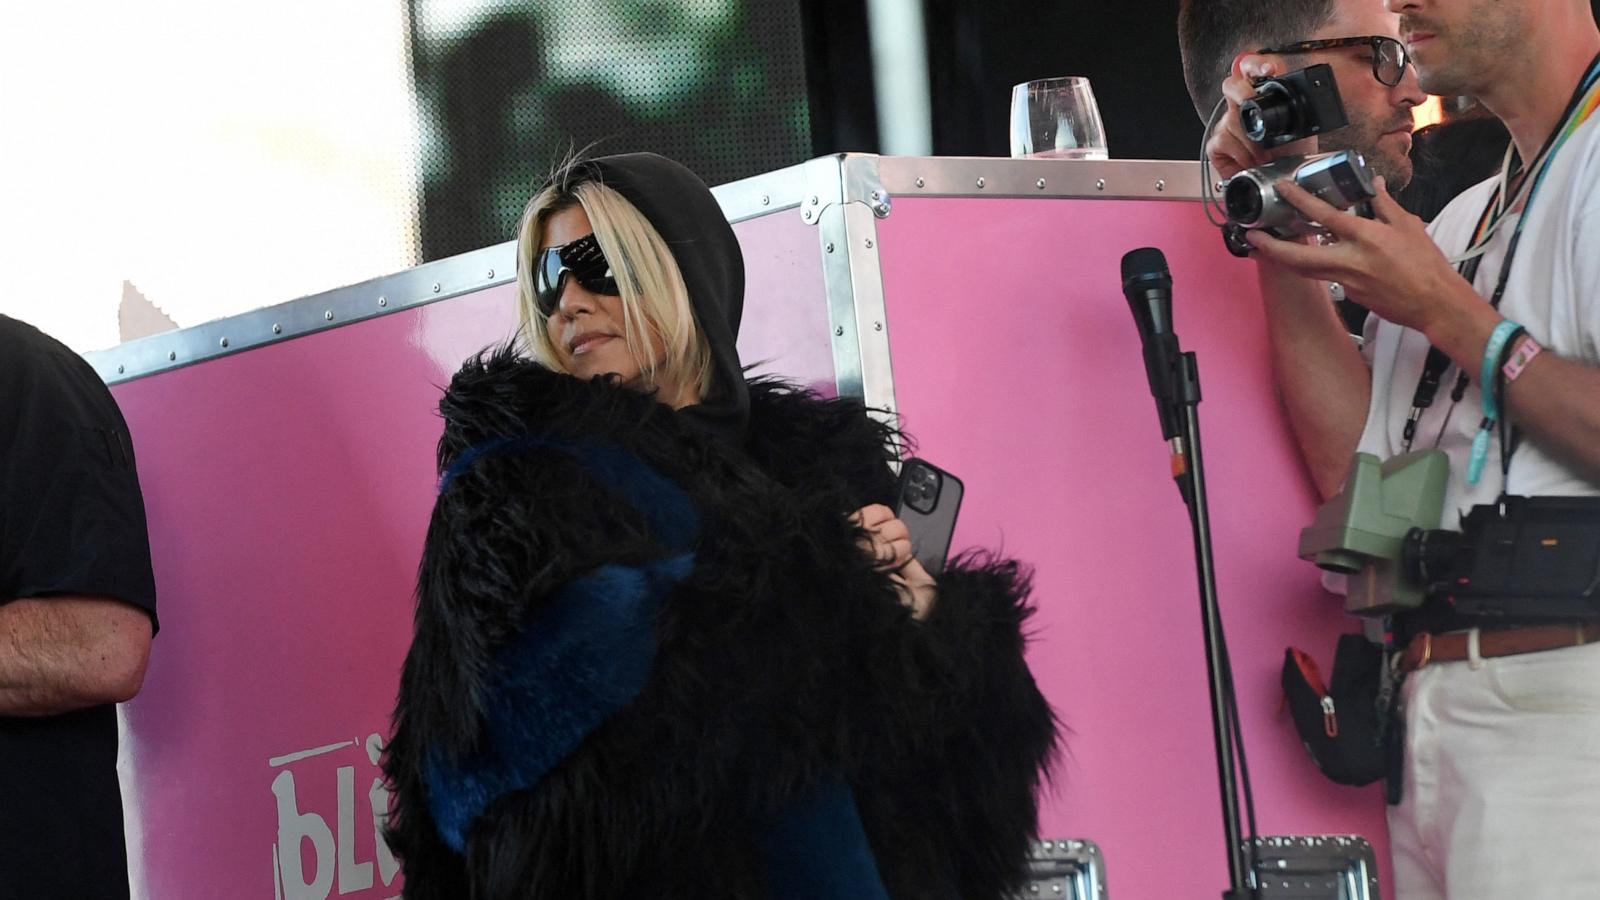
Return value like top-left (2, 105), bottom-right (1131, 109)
top-left (515, 176), bottom-right (714, 400)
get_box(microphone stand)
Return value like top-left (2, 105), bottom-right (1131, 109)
top-left (1164, 348), bottom-right (1259, 900)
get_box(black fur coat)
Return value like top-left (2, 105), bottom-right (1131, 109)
top-left (383, 351), bottom-right (1058, 899)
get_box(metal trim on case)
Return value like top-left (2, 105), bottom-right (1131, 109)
top-left (874, 155), bottom-right (1202, 201)
top-left (86, 243), bottom-right (516, 385)
top-left (806, 155), bottom-right (896, 414)
top-left (1248, 835), bottom-right (1381, 899)
top-left (713, 162), bottom-right (808, 223)
top-left (1018, 838), bottom-right (1109, 899)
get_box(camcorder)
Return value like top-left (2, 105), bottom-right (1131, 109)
top-left (1299, 452), bottom-right (1600, 619)
top-left (1217, 64), bottom-right (1371, 256)
top-left (1223, 151), bottom-right (1376, 238)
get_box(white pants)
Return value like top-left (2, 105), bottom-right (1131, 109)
top-left (1388, 638), bottom-right (1600, 899)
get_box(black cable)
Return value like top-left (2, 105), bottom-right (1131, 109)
top-left (1190, 503), bottom-right (1261, 897)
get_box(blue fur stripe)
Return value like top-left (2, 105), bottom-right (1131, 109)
top-left (423, 553), bottom-right (693, 852)
top-left (426, 433), bottom-right (700, 852)
top-left (439, 434), bottom-right (697, 553)
top-left (759, 780), bottom-right (891, 900)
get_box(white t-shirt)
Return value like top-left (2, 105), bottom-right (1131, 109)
top-left (1356, 115), bottom-right (1600, 524)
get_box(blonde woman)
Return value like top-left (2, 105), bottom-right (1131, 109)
top-left (383, 153), bottom-right (1056, 899)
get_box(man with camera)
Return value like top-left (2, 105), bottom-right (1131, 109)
top-left (1179, 0), bottom-right (1426, 501)
top-left (1187, 0), bottom-right (1600, 896)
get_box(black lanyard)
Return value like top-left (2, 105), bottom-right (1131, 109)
top-left (1400, 53), bottom-right (1600, 455)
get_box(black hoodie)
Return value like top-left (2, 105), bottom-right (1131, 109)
top-left (559, 153), bottom-right (751, 442)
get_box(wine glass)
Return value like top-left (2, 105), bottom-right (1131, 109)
top-left (1009, 76), bottom-right (1108, 159)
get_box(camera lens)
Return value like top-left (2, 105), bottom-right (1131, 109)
top-left (1240, 83), bottom-right (1296, 143)
top-left (1401, 527), bottom-right (1468, 585)
top-left (1240, 105), bottom-right (1266, 142)
top-left (1223, 176), bottom-right (1266, 226)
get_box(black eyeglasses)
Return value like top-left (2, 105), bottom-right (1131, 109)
top-left (533, 232), bottom-right (620, 316)
top-left (1256, 35), bottom-right (1411, 87)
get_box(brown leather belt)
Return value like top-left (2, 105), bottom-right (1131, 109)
top-left (1400, 621), bottom-right (1600, 674)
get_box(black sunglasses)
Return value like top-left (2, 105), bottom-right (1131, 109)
top-left (1256, 35), bottom-right (1411, 87)
top-left (533, 232), bottom-right (620, 316)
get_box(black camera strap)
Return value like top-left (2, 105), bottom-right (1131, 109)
top-left (1400, 52), bottom-right (1600, 466)
top-left (1399, 204), bottom-right (1494, 452)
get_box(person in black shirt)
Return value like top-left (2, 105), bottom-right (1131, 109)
top-left (0, 314), bottom-right (158, 900)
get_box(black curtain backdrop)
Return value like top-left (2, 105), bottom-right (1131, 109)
top-left (921, 0), bottom-right (1201, 160)
top-left (800, 0), bottom-right (881, 156)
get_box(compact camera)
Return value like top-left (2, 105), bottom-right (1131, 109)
top-left (1223, 151), bottom-right (1377, 239)
top-left (1240, 63), bottom-right (1349, 146)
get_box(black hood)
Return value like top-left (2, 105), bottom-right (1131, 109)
top-left (561, 153), bottom-right (749, 442)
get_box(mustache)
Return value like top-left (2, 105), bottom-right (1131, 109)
top-left (1399, 15), bottom-right (1438, 38)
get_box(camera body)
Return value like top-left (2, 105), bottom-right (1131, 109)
top-left (1223, 151), bottom-right (1378, 239)
top-left (1241, 63), bottom-right (1349, 146)
top-left (1299, 451), bottom-right (1450, 617)
top-left (1403, 496), bottom-right (1600, 619)
top-left (1301, 453), bottom-right (1600, 619)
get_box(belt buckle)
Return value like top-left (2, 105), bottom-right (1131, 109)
top-left (1400, 632), bottom-right (1434, 674)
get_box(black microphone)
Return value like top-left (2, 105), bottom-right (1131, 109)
top-left (1121, 248), bottom-right (1183, 442)
top-left (1121, 247), bottom-right (1174, 339)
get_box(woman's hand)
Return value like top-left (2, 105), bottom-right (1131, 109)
top-left (888, 557), bottom-right (937, 621)
top-left (850, 504), bottom-right (936, 620)
top-left (850, 504), bottom-right (913, 571)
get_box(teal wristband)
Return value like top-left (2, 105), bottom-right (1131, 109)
top-left (1478, 320), bottom-right (1523, 421)
top-left (1468, 320), bottom-right (1525, 484)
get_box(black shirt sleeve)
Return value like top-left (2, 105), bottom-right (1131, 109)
top-left (0, 316), bottom-right (158, 629)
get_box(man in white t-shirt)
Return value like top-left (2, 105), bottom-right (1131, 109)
top-left (1222, 0), bottom-right (1600, 896)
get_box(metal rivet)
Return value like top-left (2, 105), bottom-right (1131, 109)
top-left (834, 326), bottom-right (845, 337)
top-left (219, 337), bottom-right (229, 348)
top-left (432, 283), bottom-right (441, 293)
top-left (1037, 178), bottom-right (1047, 189)
top-left (826, 242), bottom-right (835, 253)
top-left (1096, 179), bottom-right (1106, 191)
top-left (117, 364), bottom-right (125, 374)
top-left (168, 351), bottom-right (177, 361)
top-left (976, 177), bottom-right (986, 188)
top-left (1215, 180), bottom-right (1228, 192)
top-left (804, 209), bottom-right (814, 220)
top-left (485, 270), bottom-right (494, 279)
top-left (874, 322), bottom-right (883, 331)
top-left (915, 177), bottom-right (926, 188)
top-left (761, 194), bottom-right (771, 206)
top-left (868, 188), bottom-right (892, 218)
top-left (273, 323), bottom-right (283, 334)
top-left (864, 238), bottom-right (874, 249)
top-left (1156, 179), bottom-right (1166, 191)
top-left (378, 297), bottom-right (388, 308)
top-left (810, 195), bottom-right (819, 205)
top-left (325, 310), bottom-right (335, 321)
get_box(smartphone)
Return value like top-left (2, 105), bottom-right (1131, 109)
top-left (892, 457), bottom-right (964, 578)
